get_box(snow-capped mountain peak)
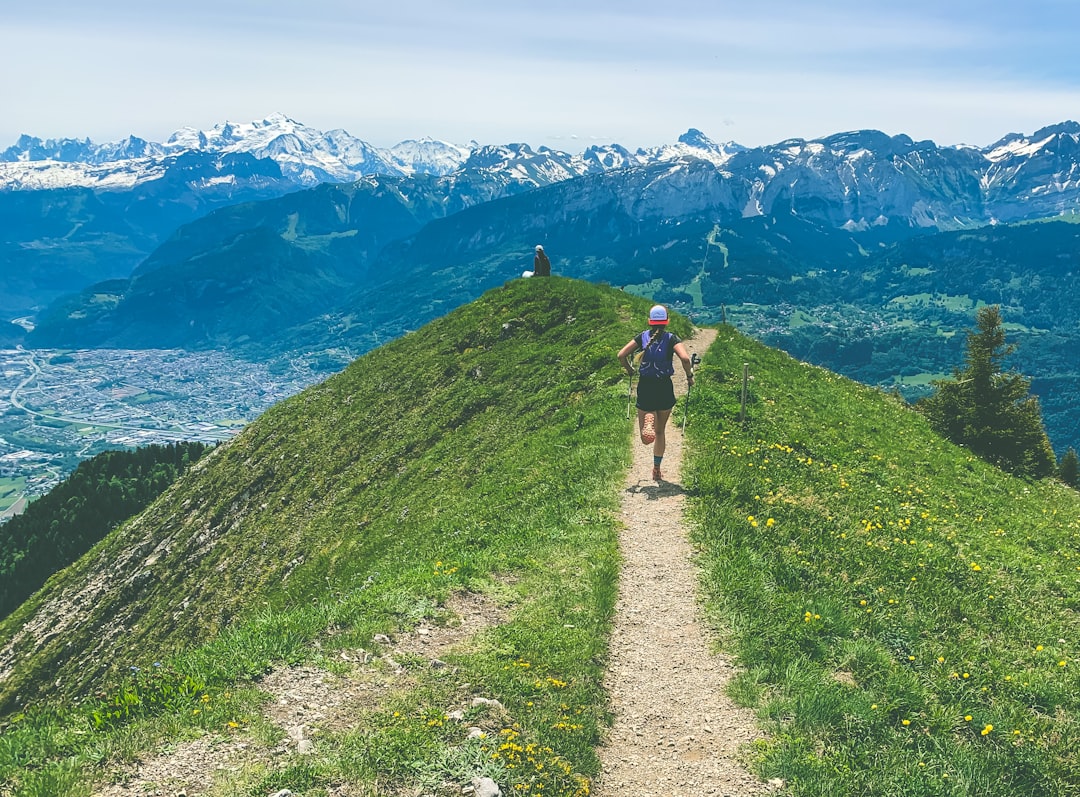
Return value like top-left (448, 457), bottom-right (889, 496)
top-left (984, 122), bottom-right (1080, 164)
top-left (388, 137), bottom-right (474, 177)
top-left (637, 128), bottom-right (744, 167)
top-left (166, 112), bottom-right (300, 150)
top-left (678, 127), bottom-right (718, 149)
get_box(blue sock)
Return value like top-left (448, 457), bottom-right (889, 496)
top-left (654, 455), bottom-right (663, 467)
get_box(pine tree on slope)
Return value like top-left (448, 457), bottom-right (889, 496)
top-left (918, 305), bottom-right (1056, 478)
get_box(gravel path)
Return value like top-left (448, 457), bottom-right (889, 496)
top-left (595, 327), bottom-right (772, 797)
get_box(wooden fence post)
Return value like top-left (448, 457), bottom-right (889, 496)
top-left (740, 363), bottom-right (749, 426)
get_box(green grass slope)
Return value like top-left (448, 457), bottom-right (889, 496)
top-left (6, 277), bottom-right (1079, 796)
top-left (686, 328), bottom-right (1080, 795)
top-left (1, 277), bottom-right (687, 796)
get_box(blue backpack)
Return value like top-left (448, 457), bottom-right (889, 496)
top-left (638, 330), bottom-right (676, 378)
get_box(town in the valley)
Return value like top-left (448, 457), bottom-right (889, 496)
top-left (0, 347), bottom-right (327, 522)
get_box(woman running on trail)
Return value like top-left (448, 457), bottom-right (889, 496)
top-left (617, 304), bottom-right (695, 480)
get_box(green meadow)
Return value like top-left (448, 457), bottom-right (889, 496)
top-left (0, 477), bottom-right (25, 514)
top-left (2, 278), bottom-right (1077, 796)
top-left (886, 293), bottom-right (983, 312)
top-left (686, 329), bottom-right (1080, 796)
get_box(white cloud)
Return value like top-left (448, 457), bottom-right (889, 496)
top-left (3, 1), bottom-right (1079, 151)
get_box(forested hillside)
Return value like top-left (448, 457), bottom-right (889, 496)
top-left (0, 442), bottom-right (210, 619)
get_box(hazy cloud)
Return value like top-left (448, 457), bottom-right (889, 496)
top-left (3, 0), bottom-right (1079, 150)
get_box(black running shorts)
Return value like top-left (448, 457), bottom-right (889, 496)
top-left (636, 376), bottom-right (676, 412)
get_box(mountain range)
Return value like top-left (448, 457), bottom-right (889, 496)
top-left (0, 114), bottom-right (742, 316)
top-left (5, 115), bottom-right (1080, 453)
top-left (7, 114), bottom-right (1079, 221)
top-left (0, 112), bottom-right (741, 189)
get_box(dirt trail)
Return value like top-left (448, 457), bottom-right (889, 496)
top-left (595, 327), bottom-right (771, 797)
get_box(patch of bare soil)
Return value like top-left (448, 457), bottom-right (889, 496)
top-left (594, 328), bottom-right (776, 797)
top-left (91, 591), bottom-right (506, 797)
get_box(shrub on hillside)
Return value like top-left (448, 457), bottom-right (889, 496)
top-left (1060, 448), bottom-right (1079, 488)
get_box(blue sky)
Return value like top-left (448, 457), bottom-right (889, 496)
top-left (4, 0), bottom-right (1080, 152)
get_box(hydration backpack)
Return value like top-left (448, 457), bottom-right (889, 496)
top-left (638, 330), bottom-right (676, 378)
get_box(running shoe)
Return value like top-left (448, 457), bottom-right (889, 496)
top-left (641, 412), bottom-right (656, 444)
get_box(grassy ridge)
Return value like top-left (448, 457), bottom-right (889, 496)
top-left (10, 276), bottom-right (1079, 796)
top-left (1, 277), bottom-right (691, 795)
top-left (685, 327), bottom-right (1080, 795)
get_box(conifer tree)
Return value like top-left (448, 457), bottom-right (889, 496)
top-left (1060, 448), bottom-right (1080, 488)
top-left (918, 305), bottom-right (1056, 478)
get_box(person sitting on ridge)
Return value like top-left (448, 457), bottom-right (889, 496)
top-left (617, 304), bottom-right (695, 480)
top-left (533, 244), bottom-right (551, 277)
